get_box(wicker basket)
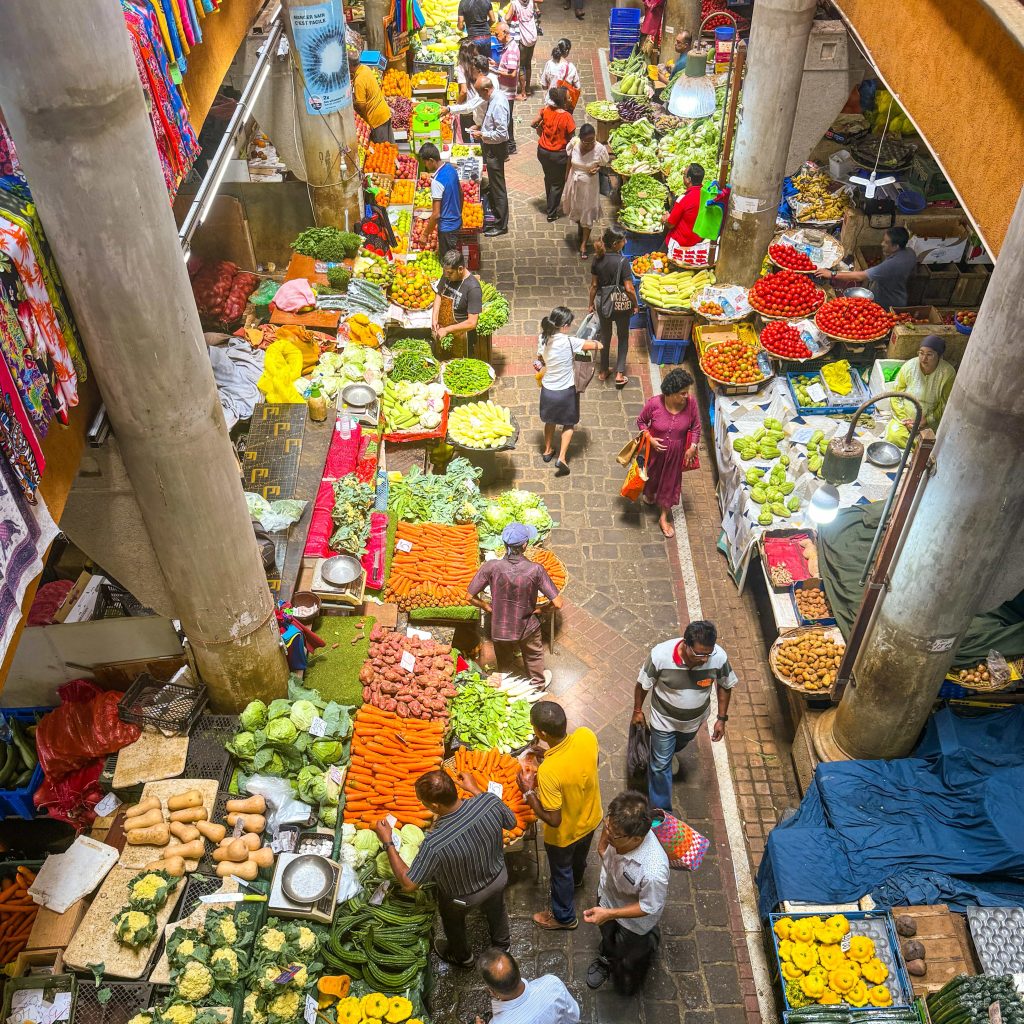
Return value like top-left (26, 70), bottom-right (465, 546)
top-left (769, 625), bottom-right (845, 696)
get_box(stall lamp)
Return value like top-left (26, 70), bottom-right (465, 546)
top-left (668, 51), bottom-right (717, 119)
top-left (808, 484), bottom-right (841, 525)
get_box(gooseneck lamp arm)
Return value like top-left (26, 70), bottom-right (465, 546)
top-left (855, 390), bottom-right (924, 586)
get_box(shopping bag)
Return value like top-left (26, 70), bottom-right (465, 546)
top-left (620, 434), bottom-right (651, 502)
top-left (626, 718), bottom-right (650, 779)
top-left (616, 433), bottom-right (642, 467)
top-left (651, 809), bottom-right (710, 870)
top-left (557, 79), bottom-right (581, 110)
top-left (572, 352), bottom-right (596, 394)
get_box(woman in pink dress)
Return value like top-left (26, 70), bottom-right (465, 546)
top-left (636, 368), bottom-right (700, 538)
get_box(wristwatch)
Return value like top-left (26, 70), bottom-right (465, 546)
top-left (523, 790), bottom-right (536, 800)
top-left (717, 715), bottom-right (729, 722)
top-left (382, 840), bottom-right (394, 850)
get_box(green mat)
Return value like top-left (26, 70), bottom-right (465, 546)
top-left (304, 615), bottom-right (375, 706)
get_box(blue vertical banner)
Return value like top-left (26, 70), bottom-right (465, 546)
top-left (291, 0), bottom-right (352, 115)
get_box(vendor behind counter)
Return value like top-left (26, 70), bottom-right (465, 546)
top-left (886, 333), bottom-right (956, 447)
top-left (432, 250), bottom-right (483, 357)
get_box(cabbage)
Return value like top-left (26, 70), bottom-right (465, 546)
top-left (398, 824), bottom-right (425, 846)
top-left (289, 699), bottom-right (318, 732)
top-left (296, 765), bottom-right (327, 803)
top-left (503, 489), bottom-right (541, 510)
top-left (261, 752), bottom-right (286, 775)
top-left (353, 830), bottom-right (382, 855)
top-left (521, 507), bottom-right (553, 533)
top-left (483, 504), bottom-right (512, 530)
top-left (240, 701), bottom-right (268, 731)
top-left (266, 718), bottom-right (298, 744)
top-left (267, 699), bottom-right (292, 721)
top-left (320, 805), bottom-right (337, 828)
top-left (228, 731), bottom-right (257, 759)
top-left (375, 850), bottom-right (394, 878)
top-left (311, 739), bottom-right (344, 765)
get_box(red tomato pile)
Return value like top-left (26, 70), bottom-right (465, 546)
top-left (701, 339), bottom-right (763, 385)
top-left (759, 320), bottom-right (811, 359)
top-left (768, 243), bottom-right (816, 272)
top-left (748, 271), bottom-right (823, 318)
top-left (815, 297), bottom-right (893, 340)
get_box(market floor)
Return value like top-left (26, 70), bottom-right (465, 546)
top-left (428, 6), bottom-right (801, 1024)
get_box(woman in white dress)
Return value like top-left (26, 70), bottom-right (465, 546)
top-left (561, 124), bottom-right (609, 257)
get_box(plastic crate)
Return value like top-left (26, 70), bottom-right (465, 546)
top-left (609, 7), bottom-right (641, 28)
top-left (609, 40), bottom-right (639, 60)
top-left (411, 59), bottom-right (452, 80)
top-left (183, 715), bottom-right (236, 789)
top-left (2, 973), bottom-right (77, 1024)
top-left (650, 338), bottom-right (690, 365)
top-left (789, 578), bottom-right (837, 626)
top-left (648, 307), bottom-right (695, 342)
top-left (0, 707), bottom-right (50, 819)
top-left (630, 309), bottom-right (647, 330)
top-left (92, 582), bottom-right (154, 619)
top-left (118, 674), bottom-right (208, 735)
top-left (786, 367), bottom-right (873, 416)
top-left (74, 983), bottom-right (152, 1024)
top-left (624, 230), bottom-right (666, 258)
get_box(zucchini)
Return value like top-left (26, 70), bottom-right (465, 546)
top-left (0, 744), bottom-right (17, 787)
top-left (9, 718), bottom-right (35, 771)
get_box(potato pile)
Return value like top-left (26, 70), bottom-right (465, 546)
top-left (775, 631), bottom-right (844, 691)
top-left (357, 625), bottom-right (456, 722)
top-left (795, 586), bottom-right (831, 621)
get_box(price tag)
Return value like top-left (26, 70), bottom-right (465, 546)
top-left (464, 479), bottom-right (478, 493)
top-left (396, 539), bottom-right (414, 553)
top-left (304, 995), bottom-right (319, 1024)
top-left (487, 781), bottom-right (504, 798)
top-left (95, 792), bottom-right (122, 818)
top-left (369, 880), bottom-right (392, 905)
top-left (400, 651), bottom-right (416, 673)
top-left (309, 716), bottom-right (328, 737)
top-left (806, 382), bottom-right (827, 404)
top-left (391, 828), bottom-right (403, 850)
top-left (989, 1002), bottom-right (1004, 1024)
top-left (274, 965), bottom-right (301, 985)
top-left (233, 817), bottom-right (245, 838)
top-left (840, 933), bottom-right (852, 952)
top-left (790, 427), bottom-right (817, 445)
top-left (329, 766), bottom-right (345, 785)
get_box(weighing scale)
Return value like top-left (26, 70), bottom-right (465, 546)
top-left (311, 554), bottom-right (366, 606)
top-left (339, 383), bottom-right (380, 427)
top-left (412, 101), bottom-right (441, 135)
top-left (268, 851), bottom-right (341, 924)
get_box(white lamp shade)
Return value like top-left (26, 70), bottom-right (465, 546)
top-left (808, 484), bottom-right (841, 525)
top-left (668, 75), bottom-right (716, 119)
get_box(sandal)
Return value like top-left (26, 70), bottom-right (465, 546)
top-left (615, 374), bottom-right (628, 388)
top-left (598, 370), bottom-right (611, 382)
top-left (659, 520), bottom-right (675, 538)
top-left (579, 248), bottom-right (588, 260)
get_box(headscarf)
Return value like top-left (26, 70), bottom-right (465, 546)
top-left (920, 334), bottom-right (946, 356)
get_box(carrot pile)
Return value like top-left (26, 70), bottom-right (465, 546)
top-left (385, 523), bottom-right (479, 610)
top-left (344, 706), bottom-right (445, 828)
top-left (0, 866), bottom-right (38, 964)
top-left (446, 748), bottom-right (535, 841)
top-left (525, 548), bottom-right (567, 604)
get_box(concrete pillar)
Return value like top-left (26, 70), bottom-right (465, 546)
top-left (282, 0), bottom-right (363, 230)
top-left (716, 0), bottom-right (817, 286)
top-left (363, 0), bottom-right (386, 55)
top-left (660, 0), bottom-right (701, 60)
top-left (0, 0), bottom-right (288, 710)
top-left (828, 184), bottom-right (1024, 760)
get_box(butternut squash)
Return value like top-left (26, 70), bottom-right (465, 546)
top-left (225, 795), bottom-right (266, 815)
top-left (126, 823), bottom-right (170, 846)
top-left (167, 789), bottom-right (203, 811)
top-left (123, 808), bottom-right (163, 832)
top-left (219, 832), bottom-right (260, 851)
top-left (145, 855), bottom-right (186, 877)
top-left (226, 812), bottom-right (265, 834)
top-left (169, 822), bottom-right (201, 843)
top-left (249, 847), bottom-right (274, 869)
top-left (169, 805), bottom-right (208, 823)
top-left (215, 859), bottom-right (258, 880)
top-left (195, 821), bottom-right (227, 843)
top-left (124, 796), bottom-right (160, 817)
top-left (164, 839), bottom-right (205, 860)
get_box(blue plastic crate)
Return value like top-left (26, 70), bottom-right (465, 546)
top-left (786, 367), bottom-right (874, 416)
top-left (609, 7), bottom-right (642, 28)
top-left (608, 27), bottom-right (640, 40)
top-left (609, 41), bottom-right (639, 60)
top-left (0, 707), bottom-right (50, 819)
top-left (650, 337), bottom-right (690, 365)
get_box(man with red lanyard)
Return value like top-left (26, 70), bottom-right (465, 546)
top-left (662, 162), bottom-right (705, 264)
top-left (631, 620), bottom-right (737, 814)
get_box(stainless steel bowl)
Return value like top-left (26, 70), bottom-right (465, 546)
top-left (321, 554), bottom-right (363, 586)
top-left (281, 854), bottom-right (334, 903)
top-left (843, 286), bottom-right (875, 301)
top-left (342, 383), bottom-right (376, 408)
top-left (866, 440), bottom-right (901, 468)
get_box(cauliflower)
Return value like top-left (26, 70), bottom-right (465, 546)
top-left (114, 910), bottom-right (157, 948)
top-left (127, 870), bottom-right (177, 912)
top-left (259, 966), bottom-right (284, 991)
top-left (295, 927), bottom-right (318, 954)
top-left (259, 927), bottom-right (286, 954)
top-left (210, 947), bottom-right (240, 982)
top-left (288, 966), bottom-right (309, 989)
top-left (131, 874), bottom-right (165, 903)
top-left (205, 911), bottom-right (237, 947)
top-left (126, 1014), bottom-right (153, 1024)
top-left (176, 962), bottom-right (214, 1001)
top-left (162, 1007), bottom-right (196, 1024)
top-left (242, 994), bottom-right (267, 1024)
top-left (176, 938), bottom-right (197, 959)
top-left (268, 991), bottom-right (301, 1022)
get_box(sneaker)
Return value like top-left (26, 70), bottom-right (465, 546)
top-left (533, 910), bottom-right (578, 930)
top-left (434, 939), bottom-right (474, 968)
top-left (484, 227), bottom-right (508, 237)
top-left (587, 956), bottom-right (611, 989)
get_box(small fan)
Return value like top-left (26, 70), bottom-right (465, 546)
top-left (849, 103), bottom-right (895, 198)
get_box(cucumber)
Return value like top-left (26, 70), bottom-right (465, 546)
top-left (9, 718), bottom-right (35, 772)
top-left (11, 768), bottom-right (33, 788)
top-left (0, 744), bottom-right (17, 788)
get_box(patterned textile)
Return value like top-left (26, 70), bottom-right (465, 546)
top-left (0, 354), bottom-right (44, 500)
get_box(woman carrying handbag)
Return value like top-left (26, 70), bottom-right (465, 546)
top-left (589, 225), bottom-right (638, 388)
top-left (535, 306), bottom-right (602, 477)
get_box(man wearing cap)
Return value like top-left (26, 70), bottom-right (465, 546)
top-left (885, 334), bottom-right (956, 447)
top-left (467, 523), bottom-right (563, 686)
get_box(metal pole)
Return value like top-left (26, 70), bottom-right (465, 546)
top-left (825, 184), bottom-right (1024, 760)
top-left (715, 0), bottom-right (816, 286)
top-left (0, 0), bottom-right (288, 710)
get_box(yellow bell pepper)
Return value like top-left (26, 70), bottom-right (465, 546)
top-left (868, 984), bottom-right (893, 1007)
top-left (791, 918), bottom-right (818, 945)
top-left (818, 945), bottom-right (845, 971)
top-left (774, 917), bottom-right (795, 941)
top-left (828, 965), bottom-right (858, 994)
top-left (847, 980), bottom-right (869, 1007)
top-left (781, 962), bottom-right (805, 982)
top-left (861, 958), bottom-right (889, 985)
top-left (847, 935), bottom-right (876, 963)
top-left (791, 943), bottom-right (819, 972)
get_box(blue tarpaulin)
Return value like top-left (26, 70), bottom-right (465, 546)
top-left (757, 707), bottom-right (1024, 917)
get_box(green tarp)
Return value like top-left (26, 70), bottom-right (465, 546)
top-left (818, 502), bottom-right (1024, 668)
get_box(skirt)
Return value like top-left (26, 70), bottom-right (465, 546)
top-left (540, 385), bottom-right (580, 427)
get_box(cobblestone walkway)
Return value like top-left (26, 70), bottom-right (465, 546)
top-left (430, 7), bottom-right (801, 1021)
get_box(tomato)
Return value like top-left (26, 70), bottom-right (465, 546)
top-left (815, 297), bottom-right (894, 340)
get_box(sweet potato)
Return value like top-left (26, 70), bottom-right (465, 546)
top-left (168, 789), bottom-right (203, 811)
top-left (169, 805), bottom-right (208, 823)
top-left (126, 823), bottom-right (170, 846)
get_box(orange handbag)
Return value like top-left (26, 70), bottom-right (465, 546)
top-left (620, 433), bottom-right (651, 502)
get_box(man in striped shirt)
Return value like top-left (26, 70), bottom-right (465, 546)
top-left (473, 948), bottom-right (580, 1024)
top-left (632, 620), bottom-right (738, 813)
top-left (376, 769), bottom-right (515, 967)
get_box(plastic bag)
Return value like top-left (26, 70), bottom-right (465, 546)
top-left (35, 681), bottom-right (141, 782)
top-left (627, 718), bottom-right (650, 780)
top-left (244, 774), bottom-right (313, 834)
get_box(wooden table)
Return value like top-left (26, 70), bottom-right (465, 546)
top-left (269, 253), bottom-right (347, 330)
top-left (899, 904), bottom-right (978, 996)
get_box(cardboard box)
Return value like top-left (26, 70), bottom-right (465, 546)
top-left (905, 216), bottom-right (969, 265)
top-left (891, 306), bottom-right (941, 324)
top-left (888, 324), bottom-right (965, 367)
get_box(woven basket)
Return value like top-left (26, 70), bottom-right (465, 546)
top-left (768, 625), bottom-right (845, 696)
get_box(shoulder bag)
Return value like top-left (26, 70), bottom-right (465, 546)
top-left (596, 255), bottom-right (634, 319)
top-left (572, 341), bottom-right (596, 394)
top-left (555, 61), bottom-right (581, 109)
top-left (620, 432), bottom-right (652, 502)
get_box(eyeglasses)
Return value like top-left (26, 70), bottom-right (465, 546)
top-left (684, 640), bottom-right (712, 663)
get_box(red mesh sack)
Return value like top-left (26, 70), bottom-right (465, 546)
top-left (35, 680), bottom-right (141, 782)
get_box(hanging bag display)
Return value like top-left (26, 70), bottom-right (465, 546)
top-left (620, 432), bottom-right (651, 502)
top-left (596, 256), bottom-right (634, 319)
top-left (651, 808), bottom-right (710, 870)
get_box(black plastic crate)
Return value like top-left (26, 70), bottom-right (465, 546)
top-left (92, 583), bottom-right (155, 620)
top-left (118, 675), bottom-right (208, 735)
top-left (74, 983), bottom-right (152, 1024)
top-left (174, 871), bottom-right (225, 921)
top-left (197, 794), bottom-right (232, 876)
top-left (183, 715), bottom-right (236, 789)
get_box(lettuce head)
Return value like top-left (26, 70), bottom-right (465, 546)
top-left (240, 700), bottom-right (268, 731)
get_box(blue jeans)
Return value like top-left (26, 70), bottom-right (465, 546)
top-left (648, 727), bottom-right (698, 813)
top-left (545, 829), bottom-right (595, 924)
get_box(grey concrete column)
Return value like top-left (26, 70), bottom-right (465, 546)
top-left (660, 0), bottom-right (701, 60)
top-left (716, 0), bottom-right (816, 286)
top-left (829, 185), bottom-right (1024, 760)
top-left (283, 0), bottom-right (363, 230)
top-left (363, 0), bottom-right (386, 55)
top-left (0, 0), bottom-right (288, 710)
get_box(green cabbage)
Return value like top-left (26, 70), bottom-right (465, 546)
top-left (503, 489), bottom-right (540, 510)
top-left (520, 507), bottom-right (553, 532)
top-left (398, 824), bottom-right (424, 846)
top-left (240, 700), bottom-right (268, 731)
top-left (227, 731), bottom-right (257, 760)
top-left (483, 504), bottom-right (512, 530)
top-left (289, 699), bottom-right (318, 732)
top-left (267, 699), bottom-right (292, 721)
top-left (352, 830), bottom-right (382, 855)
top-left (266, 718), bottom-right (298, 744)
top-left (296, 765), bottom-right (327, 804)
top-left (320, 806), bottom-right (337, 828)
top-left (311, 739), bottom-right (344, 765)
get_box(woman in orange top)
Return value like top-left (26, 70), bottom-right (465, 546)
top-left (532, 87), bottom-right (576, 221)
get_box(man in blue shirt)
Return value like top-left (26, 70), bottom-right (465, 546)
top-left (421, 143), bottom-right (464, 261)
top-left (657, 31), bottom-right (692, 87)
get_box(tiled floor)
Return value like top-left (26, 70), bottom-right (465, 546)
top-left (431, 6), bottom-right (800, 1021)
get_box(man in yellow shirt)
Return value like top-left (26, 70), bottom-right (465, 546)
top-left (518, 701), bottom-right (603, 929)
top-left (348, 50), bottom-right (394, 143)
